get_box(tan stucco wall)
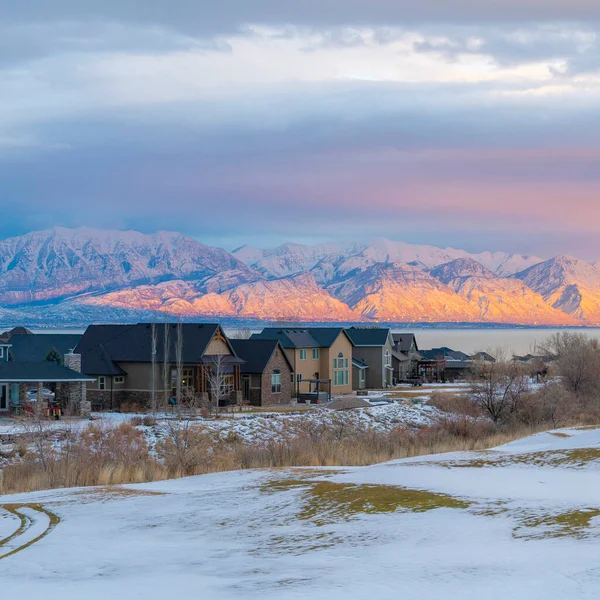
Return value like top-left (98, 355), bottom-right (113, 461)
top-left (322, 332), bottom-right (353, 394)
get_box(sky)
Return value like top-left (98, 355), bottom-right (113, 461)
top-left (1, 1), bottom-right (600, 258)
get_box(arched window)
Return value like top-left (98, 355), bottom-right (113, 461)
top-left (271, 369), bottom-right (281, 394)
top-left (385, 349), bottom-right (391, 367)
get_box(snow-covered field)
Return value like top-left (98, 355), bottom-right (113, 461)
top-left (2, 426), bottom-right (600, 598)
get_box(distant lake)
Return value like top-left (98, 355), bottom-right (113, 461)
top-left (390, 328), bottom-right (600, 355)
top-left (22, 326), bottom-right (600, 356)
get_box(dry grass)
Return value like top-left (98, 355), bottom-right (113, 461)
top-left (0, 414), bottom-right (566, 496)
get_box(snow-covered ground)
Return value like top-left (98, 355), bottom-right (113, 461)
top-left (0, 401), bottom-right (440, 444)
top-left (1, 426), bottom-right (600, 598)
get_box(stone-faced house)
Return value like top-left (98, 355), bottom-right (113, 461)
top-left (251, 328), bottom-right (354, 397)
top-left (75, 323), bottom-right (244, 410)
top-left (345, 327), bottom-right (394, 390)
top-left (229, 339), bottom-right (293, 406)
top-left (0, 348), bottom-right (93, 416)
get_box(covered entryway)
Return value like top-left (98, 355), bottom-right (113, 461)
top-left (0, 361), bottom-right (95, 416)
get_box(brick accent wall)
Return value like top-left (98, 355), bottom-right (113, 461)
top-left (260, 349), bottom-right (292, 406)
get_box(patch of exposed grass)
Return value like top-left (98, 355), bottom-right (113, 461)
top-left (514, 509), bottom-right (600, 540)
top-left (431, 448), bottom-right (600, 470)
top-left (298, 481), bottom-right (471, 525)
top-left (549, 432), bottom-right (572, 438)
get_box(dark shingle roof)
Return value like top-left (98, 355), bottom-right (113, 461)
top-left (252, 327), bottom-right (351, 349)
top-left (393, 333), bottom-right (419, 353)
top-left (9, 334), bottom-right (82, 362)
top-left (346, 327), bottom-right (391, 347)
top-left (0, 362), bottom-right (95, 382)
top-left (230, 339), bottom-right (293, 374)
top-left (76, 323), bottom-right (241, 375)
top-left (420, 347), bottom-right (470, 361)
top-left (251, 329), bottom-right (319, 348)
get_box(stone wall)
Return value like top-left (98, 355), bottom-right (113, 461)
top-left (64, 353), bottom-right (90, 417)
top-left (260, 349), bottom-right (292, 406)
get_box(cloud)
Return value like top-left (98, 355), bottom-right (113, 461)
top-left (1, 3), bottom-right (600, 258)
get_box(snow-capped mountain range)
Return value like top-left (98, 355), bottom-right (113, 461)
top-left (1, 227), bottom-right (599, 325)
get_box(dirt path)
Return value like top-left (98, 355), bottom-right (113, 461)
top-left (0, 504), bottom-right (60, 560)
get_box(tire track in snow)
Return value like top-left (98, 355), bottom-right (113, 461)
top-left (0, 504), bottom-right (60, 560)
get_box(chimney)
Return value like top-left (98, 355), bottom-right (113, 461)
top-left (64, 352), bottom-right (82, 373)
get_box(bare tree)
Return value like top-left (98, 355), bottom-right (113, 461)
top-left (175, 320), bottom-right (183, 405)
top-left (469, 348), bottom-right (530, 424)
top-left (541, 332), bottom-right (600, 401)
top-left (206, 355), bottom-right (232, 416)
top-left (150, 322), bottom-right (158, 413)
top-left (162, 320), bottom-right (171, 409)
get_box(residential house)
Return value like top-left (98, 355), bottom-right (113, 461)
top-left (251, 328), bottom-right (354, 397)
top-left (9, 333), bottom-right (82, 363)
top-left (392, 333), bottom-right (420, 381)
top-left (345, 327), bottom-right (394, 390)
top-left (75, 323), bottom-right (244, 410)
top-left (419, 347), bottom-right (473, 381)
top-left (230, 339), bottom-right (293, 406)
top-left (0, 353), bottom-right (93, 416)
top-left (0, 327), bottom-right (34, 362)
top-left (0, 330), bottom-right (92, 416)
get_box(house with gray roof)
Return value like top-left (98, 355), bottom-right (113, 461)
top-left (392, 333), bottom-right (421, 381)
top-left (251, 328), bottom-right (354, 397)
top-left (345, 327), bottom-right (394, 390)
top-left (230, 339), bottom-right (293, 406)
top-left (76, 323), bottom-right (244, 410)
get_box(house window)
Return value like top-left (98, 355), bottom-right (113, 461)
top-left (271, 369), bottom-right (281, 394)
top-left (333, 352), bottom-right (349, 387)
top-left (385, 350), bottom-right (391, 367)
top-left (114, 376), bottom-right (125, 384)
top-left (299, 349), bottom-right (307, 360)
top-left (360, 369), bottom-right (366, 384)
top-left (312, 348), bottom-right (320, 359)
top-left (0, 347), bottom-right (3, 359)
top-left (290, 373), bottom-right (294, 384)
top-left (99, 376), bottom-right (106, 391)
top-left (297, 373), bottom-right (303, 383)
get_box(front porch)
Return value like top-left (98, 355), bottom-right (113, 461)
top-left (0, 362), bottom-right (95, 417)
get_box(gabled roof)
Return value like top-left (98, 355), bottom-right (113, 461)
top-left (252, 327), bottom-right (352, 349)
top-left (393, 333), bottom-right (419, 353)
top-left (9, 334), bottom-right (82, 362)
top-left (0, 362), bottom-right (95, 383)
top-left (346, 327), bottom-right (392, 347)
top-left (352, 358), bottom-right (369, 369)
top-left (76, 323), bottom-right (242, 375)
top-left (230, 339), bottom-right (293, 374)
top-left (420, 347), bottom-right (470, 362)
top-left (391, 350), bottom-right (410, 363)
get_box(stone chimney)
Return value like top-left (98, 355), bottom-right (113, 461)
top-left (64, 352), bottom-right (91, 418)
top-left (64, 352), bottom-right (81, 372)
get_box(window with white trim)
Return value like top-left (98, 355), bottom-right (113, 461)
top-left (299, 349), bottom-right (307, 360)
top-left (271, 369), bottom-right (281, 394)
top-left (114, 376), bottom-right (125, 384)
top-left (333, 352), bottom-right (349, 387)
top-left (296, 373), bottom-right (303, 383)
top-left (98, 376), bottom-right (106, 391)
top-left (385, 350), bottom-right (391, 367)
top-left (312, 348), bottom-right (320, 359)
